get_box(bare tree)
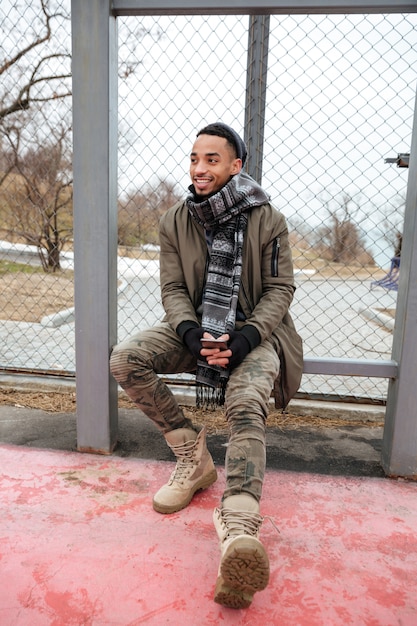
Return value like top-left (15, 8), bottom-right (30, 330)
top-left (118, 180), bottom-right (183, 247)
top-left (1, 123), bottom-right (73, 271)
top-left (0, 1), bottom-right (71, 122)
top-left (0, 133), bottom-right (18, 187)
top-left (0, 1), bottom-right (165, 269)
top-left (313, 193), bottom-right (374, 265)
top-left (1, 0), bottom-right (163, 125)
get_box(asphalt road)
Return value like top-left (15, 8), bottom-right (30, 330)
top-left (0, 404), bottom-right (385, 479)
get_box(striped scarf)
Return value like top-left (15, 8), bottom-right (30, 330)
top-left (186, 171), bottom-right (270, 407)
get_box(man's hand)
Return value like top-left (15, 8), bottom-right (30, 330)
top-left (183, 327), bottom-right (205, 360)
top-left (204, 330), bottom-right (251, 370)
top-left (184, 329), bottom-right (231, 364)
top-left (225, 330), bottom-right (251, 370)
top-left (185, 329), bottom-right (251, 370)
top-left (201, 332), bottom-right (231, 368)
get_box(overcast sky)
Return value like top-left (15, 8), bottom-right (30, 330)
top-left (116, 12), bottom-right (417, 265)
top-left (2, 3), bottom-right (416, 266)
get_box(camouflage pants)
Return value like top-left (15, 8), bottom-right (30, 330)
top-left (109, 322), bottom-right (280, 502)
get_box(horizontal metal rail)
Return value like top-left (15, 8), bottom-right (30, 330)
top-left (0, 358), bottom-right (398, 381)
top-left (112, 0), bottom-right (417, 16)
top-left (303, 358), bottom-right (398, 378)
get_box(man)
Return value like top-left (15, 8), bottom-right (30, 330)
top-left (110, 122), bottom-right (303, 609)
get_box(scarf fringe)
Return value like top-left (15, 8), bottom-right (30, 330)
top-left (196, 381), bottom-right (226, 410)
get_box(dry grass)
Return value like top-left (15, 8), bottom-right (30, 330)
top-left (0, 389), bottom-right (384, 433)
top-left (0, 271), bottom-right (74, 322)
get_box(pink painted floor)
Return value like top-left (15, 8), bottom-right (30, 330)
top-left (1, 443), bottom-right (417, 626)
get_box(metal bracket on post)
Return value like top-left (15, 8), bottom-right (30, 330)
top-left (384, 153), bottom-right (410, 168)
top-left (244, 14), bottom-right (270, 185)
top-left (382, 86), bottom-right (417, 479)
top-left (71, 0), bottom-right (119, 454)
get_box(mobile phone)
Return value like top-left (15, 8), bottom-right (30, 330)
top-left (200, 338), bottom-right (228, 350)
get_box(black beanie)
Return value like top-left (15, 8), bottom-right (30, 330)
top-left (197, 122), bottom-right (248, 166)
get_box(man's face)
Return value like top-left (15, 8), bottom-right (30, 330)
top-left (189, 134), bottom-right (242, 197)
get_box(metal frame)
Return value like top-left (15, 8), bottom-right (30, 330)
top-left (112, 0), bottom-right (417, 15)
top-left (244, 15), bottom-right (270, 184)
top-left (72, 0), bottom-right (119, 453)
top-left (71, 0), bottom-right (417, 478)
top-left (382, 88), bottom-right (417, 477)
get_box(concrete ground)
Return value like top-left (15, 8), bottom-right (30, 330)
top-left (1, 400), bottom-right (417, 625)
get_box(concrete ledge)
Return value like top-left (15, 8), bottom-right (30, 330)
top-left (357, 306), bottom-right (395, 332)
top-left (40, 279), bottom-right (130, 327)
top-left (288, 398), bottom-right (385, 424)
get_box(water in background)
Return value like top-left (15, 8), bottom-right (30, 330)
top-left (367, 228), bottom-right (396, 270)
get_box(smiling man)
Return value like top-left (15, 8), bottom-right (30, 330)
top-left (110, 122), bottom-right (303, 609)
top-left (190, 131), bottom-right (241, 197)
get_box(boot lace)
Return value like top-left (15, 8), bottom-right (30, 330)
top-left (220, 508), bottom-right (280, 538)
top-left (220, 509), bottom-right (264, 539)
top-left (168, 439), bottom-right (198, 484)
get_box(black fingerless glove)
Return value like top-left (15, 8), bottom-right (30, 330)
top-left (227, 330), bottom-right (251, 370)
top-left (228, 325), bottom-right (261, 370)
top-left (183, 327), bottom-right (205, 360)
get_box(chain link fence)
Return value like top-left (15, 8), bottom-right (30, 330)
top-left (1, 2), bottom-right (416, 402)
top-left (0, 0), bottom-right (73, 373)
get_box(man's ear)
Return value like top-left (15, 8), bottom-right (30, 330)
top-left (231, 158), bottom-right (242, 175)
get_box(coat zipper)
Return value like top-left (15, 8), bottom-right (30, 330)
top-left (271, 237), bottom-right (280, 277)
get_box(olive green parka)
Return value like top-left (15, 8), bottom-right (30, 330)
top-left (159, 198), bottom-right (303, 409)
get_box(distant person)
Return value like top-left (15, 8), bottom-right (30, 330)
top-left (394, 232), bottom-right (402, 268)
top-left (110, 123), bottom-right (303, 609)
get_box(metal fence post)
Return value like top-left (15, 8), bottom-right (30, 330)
top-left (71, 0), bottom-right (118, 453)
top-left (381, 84), bottom-right (417, 478)
top-left (244, 15), bottom-right (270, 184)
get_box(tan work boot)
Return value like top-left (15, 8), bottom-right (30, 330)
top-left (213, 494), bottom-right (270, 609)
top-left (153, 426), bottom-right (217, 514)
